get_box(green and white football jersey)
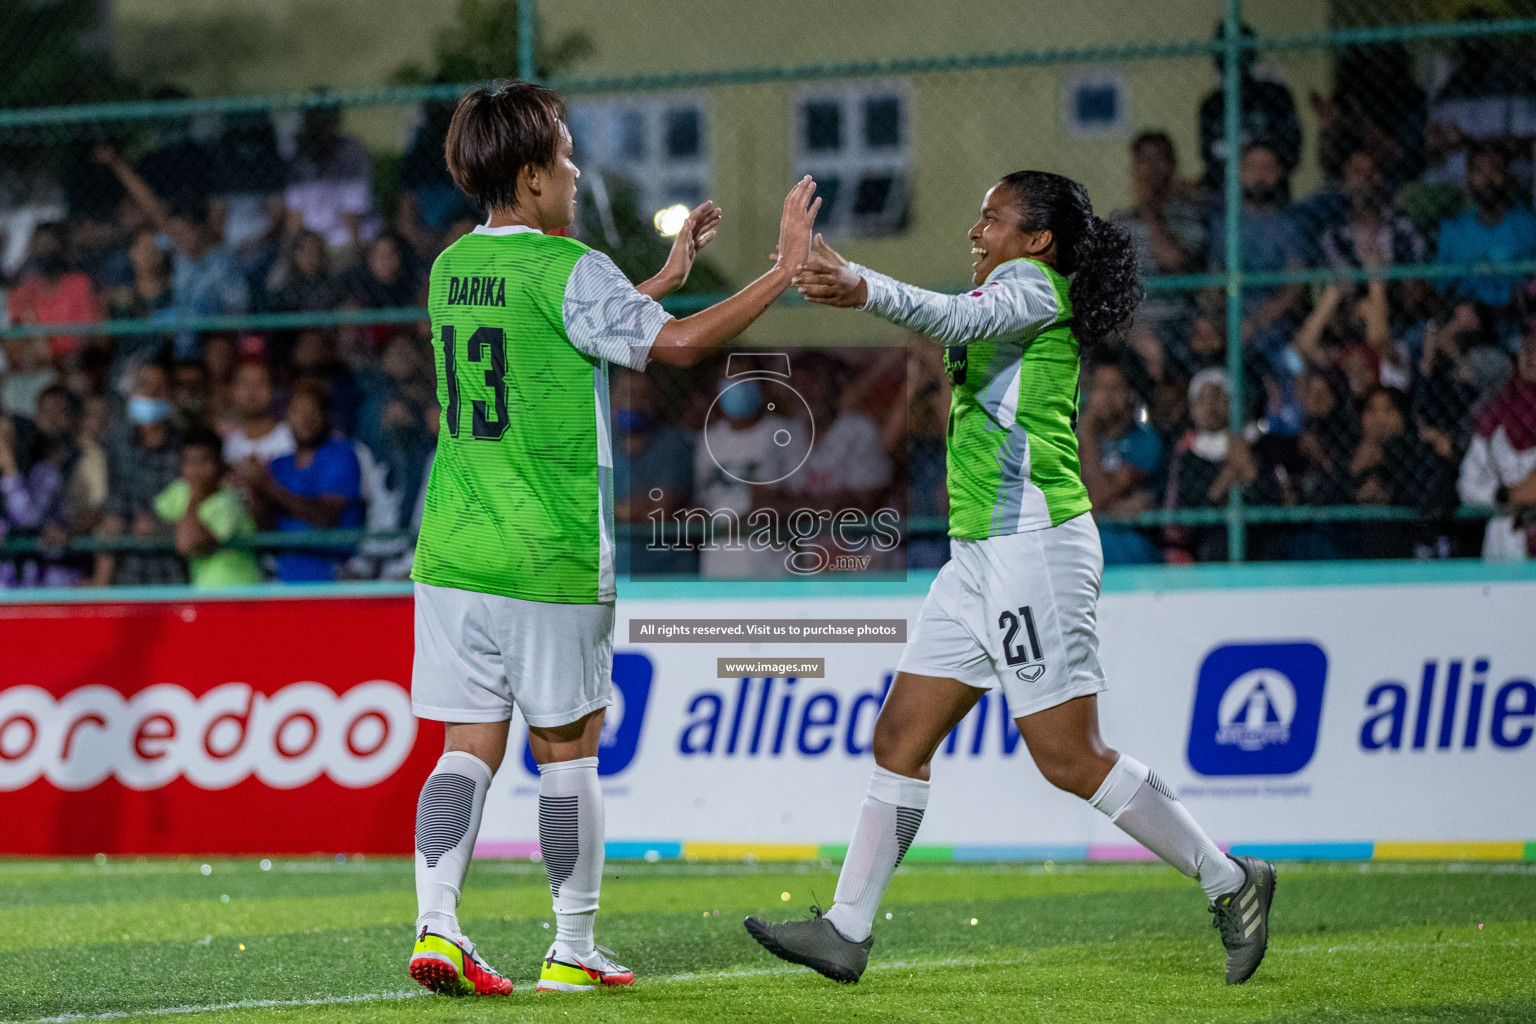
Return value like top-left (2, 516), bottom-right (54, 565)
top-left (855, 257), bottom-right (1091, 538)
top-left (412, 225), bottom-right (671, 603)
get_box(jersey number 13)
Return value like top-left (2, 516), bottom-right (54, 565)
top-left (441, 325), bottom-right (510, 441)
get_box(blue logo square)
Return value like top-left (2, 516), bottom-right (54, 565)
top-left (1187, 642), bottom-right (1327, 777)
top-left (523, 653), bottom-right (653, 777)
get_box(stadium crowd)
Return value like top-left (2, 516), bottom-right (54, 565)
top-left (2, 27), bottom-right (1536, 585)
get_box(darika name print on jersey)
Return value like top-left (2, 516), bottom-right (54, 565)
top-left (446, 275), bottom-right (508, 307)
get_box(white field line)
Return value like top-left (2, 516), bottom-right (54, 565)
top-left (18, 991), bottom-right (425, 1024)
top-left (4, 955), bottom-right (1052, 1024)
top-left (12, 931), bottom-right (1525, 1024)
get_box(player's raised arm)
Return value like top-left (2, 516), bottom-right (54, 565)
top-left (644, 176), bottom-right (821, 367)
top-left (794, 233), bottom-right (1060, 346)
top-left (795, 175), bottom-right (1141, 349)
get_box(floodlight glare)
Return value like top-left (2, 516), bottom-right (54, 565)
top-left (653, 203), bottom-right (691, 237)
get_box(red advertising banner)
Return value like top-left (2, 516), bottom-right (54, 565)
top-left (0, 595), bottom-right (439, 855)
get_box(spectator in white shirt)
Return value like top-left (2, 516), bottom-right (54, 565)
top-left (1459, 326), bottom-right (1536, 561)
top-left (223, 361), bottom-right (295, 467)
top-left (283, 106), bottom-right (380, 256)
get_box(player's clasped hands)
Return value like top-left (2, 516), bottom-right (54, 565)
top-left (775, 175), bottom-right (822, 275)
top-left (794, 233), bottom-right (868, 308)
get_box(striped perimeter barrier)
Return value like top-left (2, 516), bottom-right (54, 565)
top-left (472, 839), bottom-right (1536, 862)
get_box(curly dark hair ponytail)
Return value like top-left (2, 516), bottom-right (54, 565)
top-left (997, 170), bottom-right (1143, 345)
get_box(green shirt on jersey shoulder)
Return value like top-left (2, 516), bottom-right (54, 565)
top-left (411, 226), bottom-right (673, 604)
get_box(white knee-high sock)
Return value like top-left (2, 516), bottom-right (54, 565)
top-left (538, 756), bottom-right (604, 956)
top-left (414, 750), bottom-right (493, 937)
top-left (1089, 754), bottom-right (1244, 900)
top-left (823, 766), bottom-right (930, 943)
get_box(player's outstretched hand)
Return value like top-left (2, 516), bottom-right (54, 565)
top-left (658, 201), bottom-right (721, 293)
top-left (794, 233), bottom-right (868, 308)
top-left (775, 176), bottom-right (820, 275)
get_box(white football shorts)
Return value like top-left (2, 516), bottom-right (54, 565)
top-left (411, 582), bottom-right (614, 728)
top-left (896, 512), bottom-right (1108, 718)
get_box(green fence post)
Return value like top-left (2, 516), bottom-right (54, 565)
top-left (1223, 0), bottom-right (1247, 563)
top-left (519, 0), bottom-right (540, 83)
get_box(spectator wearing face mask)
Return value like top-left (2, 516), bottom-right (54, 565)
top-left (92, 362), bottom-right (186, 586)
top-left (6, 223), bottom-right (102, 364)
top-left (1459, 325), bottom-right (1536, 561)
top-left (235, 380), bottom-right (363, 583)
top-left (154, 427), bottom-right (264, 589)
top-left (1436, 143), bottom-right (1536, 313)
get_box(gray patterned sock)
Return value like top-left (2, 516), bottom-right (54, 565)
top-left (414, 750), bottom-right (492, 936)
top-left (824, 766), bottom-right (930, 943)
top-left (1090, 754), bottom-right (1244, 900)
top-left (538, 756), bottom-right (603, 955)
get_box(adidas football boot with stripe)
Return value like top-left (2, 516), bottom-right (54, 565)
top-left (743, 906), bottom-right (873, 983)
top-left (409, 927), bottom-right (513, 996)
top-left (535, 941), bottom-right (636, 992)
top-left (1209, 855), bottom-right (1276, 985)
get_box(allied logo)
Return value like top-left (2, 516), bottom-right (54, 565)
top-left (1187, 642), bottom-right (1327, 776)
top-left (524, 653), bottom-right (652, 777)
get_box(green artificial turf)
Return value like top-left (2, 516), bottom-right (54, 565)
top-left (0, 858), bottom-right (1531, 1023)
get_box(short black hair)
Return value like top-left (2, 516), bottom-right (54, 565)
top-left (445, 80), bottom-right (568, 213)
top-left (1467, 140), bottom-right (1507, 170)
top-left (36, 384), bottom-right (82, 421)
top-left (998, 170), bottom-right (1143, 344)
top-left (166, 193), bottom-right (210, 226)
top-left (182, 426), bottom-right (225, 464)
top-left (1364, 384), bottom-right (1409, 419)
top-left (1131, 131), bottom-right (1175, 160)
top-left (289, 377), bottom-right (334, 419)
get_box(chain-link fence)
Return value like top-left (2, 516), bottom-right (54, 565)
top-left (1, 0), bottom-right (1534, 586)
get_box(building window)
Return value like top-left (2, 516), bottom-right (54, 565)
top-left (570, 95), bottom-right (710, 226)
top-left (1061, 67), bottom-right (1129, 140)
top-left (793, 81), bottom-right (909, 236)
